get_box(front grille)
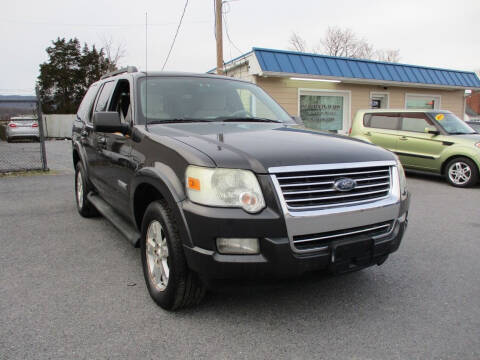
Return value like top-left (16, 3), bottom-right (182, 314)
top-left (273, 165), bottom-right (392, 210)
top-left (292, 221), bottom-right (394, 251)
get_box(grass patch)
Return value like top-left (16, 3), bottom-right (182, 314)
top-left (0, 169), bottom-right (61, 177)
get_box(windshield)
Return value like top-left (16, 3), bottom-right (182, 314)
top-left (137, 76), bottom-right (293, 124)
top-left (431, 112), bottom-right (476, 134)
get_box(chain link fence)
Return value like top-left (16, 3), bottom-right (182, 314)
top-left (0, 89), bottom-right (48, 173)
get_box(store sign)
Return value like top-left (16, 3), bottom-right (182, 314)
top-left (300, 95), bottom-right (344, 131)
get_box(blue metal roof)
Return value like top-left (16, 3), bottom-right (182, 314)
top-left (252, 47), bottom-right (480, 89)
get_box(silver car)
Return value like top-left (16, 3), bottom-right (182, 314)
top-left (6, 116), bottom-right (39, 142)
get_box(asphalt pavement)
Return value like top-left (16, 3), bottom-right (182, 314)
top-left (1, 141), bottom-right (479, 359)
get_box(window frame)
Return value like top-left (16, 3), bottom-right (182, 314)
top-left (370, 92), bottom-right (390, 109)
top-left (297, 88), bottom-right (351, 133)
top-left (405, 93), bottom-right (441, 110)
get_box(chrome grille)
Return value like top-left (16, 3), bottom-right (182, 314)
top-left (273, 164), bottom-right (392, 210)
top-left (293, 221), bottom-right (394, 251)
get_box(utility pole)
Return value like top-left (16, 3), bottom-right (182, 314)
top-left (215, 0), bottom-right (224, 75)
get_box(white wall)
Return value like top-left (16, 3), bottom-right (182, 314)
top-left (43, 114), bottom-right (75, 138)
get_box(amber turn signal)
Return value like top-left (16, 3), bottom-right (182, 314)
top-left (187, 177), bottom-right (201, 191)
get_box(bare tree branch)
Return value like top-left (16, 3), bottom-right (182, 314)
top-left (295, 26), bottom-right (401, 62)
top-left (99, 35), bottom-right (127, 71)
top-left (376, 49), bottom-right (401, 63)
top-left (288, 32), bottom-right (307, 53)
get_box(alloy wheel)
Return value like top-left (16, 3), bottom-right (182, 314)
top-left (76, 171), bottom-right (84, 208)
top-left (448, 161), bottom-right (472, 185)
top-left (146, 220), bottom-right (170, 291)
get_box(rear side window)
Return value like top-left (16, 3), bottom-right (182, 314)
top-left (364, 113), bottom-right (400, 130)
top-left (400, 113), bottom-right (434, 132)
top-left (77, 84), bottom-right (99, 122)
top-left (95, 81), bottom-right (116, 112)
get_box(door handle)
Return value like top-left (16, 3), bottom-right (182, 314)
top-left (399, 136), bottom-right (408, 141)
top-left (364, 132), bottom-right (371, 136)
top-left (97, 136), bottom-right (107, 145)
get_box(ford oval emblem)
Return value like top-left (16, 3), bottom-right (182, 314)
top-left (333, 178), bottom-right (357, 192)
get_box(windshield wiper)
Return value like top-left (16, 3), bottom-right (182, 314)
top-left (214, 116), bottom-right (282, 123)
top-left (448, 131), bottom-right (476, 135)
top-left (147, 119), bottom-right (214, 124)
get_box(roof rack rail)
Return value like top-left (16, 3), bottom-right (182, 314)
top-left (100, 66), bottom-right (138, 80)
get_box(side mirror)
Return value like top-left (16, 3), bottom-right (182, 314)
top-left (425, 127), bottom-right (440, 136)
top-left (291, 115), bottom-right (304, 125)
top-left (93, 112), bottom-right (129, 134)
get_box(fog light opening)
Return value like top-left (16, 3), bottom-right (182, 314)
top-left (216, 238), bottom-right (260, 255)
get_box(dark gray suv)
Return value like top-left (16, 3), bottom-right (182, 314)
top-left (72, 67), bottom-right (409, 310)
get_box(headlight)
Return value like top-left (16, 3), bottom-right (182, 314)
top-left (185, 166), bottom-right (265, 213)
top-left (396, 158), bottom-right (408, 200)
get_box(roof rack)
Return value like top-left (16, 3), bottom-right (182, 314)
top-left (100, 66), bottom-right (138, 80)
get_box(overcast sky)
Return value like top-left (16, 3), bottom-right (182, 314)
top-left (1, 0), bottom-right (479, 94)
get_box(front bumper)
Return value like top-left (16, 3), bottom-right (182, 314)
top-left (181, 193), bottom-right (409, 280)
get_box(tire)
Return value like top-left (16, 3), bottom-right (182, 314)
top-left (445, 157), bottom-right (479, 188)
top-left (74, 162), bottom-right (99, 217)
top-left (141, 200), bottom-right (206, 310)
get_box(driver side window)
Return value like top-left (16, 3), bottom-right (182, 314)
top-left (108, 79), bottom-right (132, 124)
top-left (400, 113), bottom-right (433, 133)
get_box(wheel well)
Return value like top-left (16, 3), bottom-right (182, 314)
top-left (73, 149), bottom-right (80, 167)
top-left (133, 183), bottom-right (164, 231)
top-left (441, 155), bottom-right (478, 175)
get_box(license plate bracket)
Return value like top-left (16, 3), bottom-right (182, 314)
top-left (328, 237), bottom-right (373, 273)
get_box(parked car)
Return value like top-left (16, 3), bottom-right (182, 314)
top-left (466, 121), bottom-right (480, 133)
top-left (350, 109), bottom-right (480, 187)
top-left (6, 116), bottom-right (39, 142)
top-left (72, 68), bottom-right (409, 310)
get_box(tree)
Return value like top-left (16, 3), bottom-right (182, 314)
top-left (287, 28), bottom-right (401, 62)
top-left (37, 37), bottom-right (115, 113)
top-left (288, 32), bottom-right (307, 53)
top-left (99, 35), bottom-right (126, 72)
top-left (376, 49), bottom-right (401, 63)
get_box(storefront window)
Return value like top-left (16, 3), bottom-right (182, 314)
top-left (406, 95), bottom-right (440, 109)
top-left (300, 94), bottom-right (344, 131)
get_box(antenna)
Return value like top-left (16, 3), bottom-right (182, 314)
top-left (145, 12), bottom-right (148, 130)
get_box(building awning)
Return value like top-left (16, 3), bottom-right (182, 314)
top-left (216, 48), bottom-right (480, 90)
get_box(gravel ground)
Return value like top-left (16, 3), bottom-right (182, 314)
top-left (0, 142), bottom-right (479, 359)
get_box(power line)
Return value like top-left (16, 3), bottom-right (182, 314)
top-left (0, 18), bottom-right (207, 28)
top-left (222, 6), bottom-right (243, 55)
top-left (162, 0), bottom-right (189, 71)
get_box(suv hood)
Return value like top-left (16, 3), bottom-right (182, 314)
top-left (148, 122), bottom-right (396, 173)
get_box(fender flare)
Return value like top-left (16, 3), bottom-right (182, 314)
top-left (72, 139), bottom-right (91, 180)
top-left (130, 164), bottom-right (194, 247)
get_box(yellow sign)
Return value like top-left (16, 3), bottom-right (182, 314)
top-left (435, 114), bottom-right (445, 121)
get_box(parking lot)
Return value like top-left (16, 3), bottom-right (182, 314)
top-left (1, 140), bottom-right (479, 360)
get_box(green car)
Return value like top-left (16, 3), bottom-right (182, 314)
top-left (350, 109), bottom-right (480, 187)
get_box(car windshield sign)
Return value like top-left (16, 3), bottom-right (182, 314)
top-left (138, 77), bottom-right (293, 125)
top-left (432, 112), bottom-right (476, 134)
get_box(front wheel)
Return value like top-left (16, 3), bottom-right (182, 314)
top-left (74, 162), bottom-right (99, 217)
top-left (445, 157), bottom-right (479, 187)
top-left (141, 200), bottom-right (206, 310)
